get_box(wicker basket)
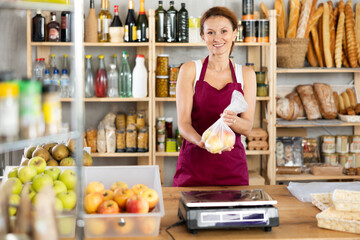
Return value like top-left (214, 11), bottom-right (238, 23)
top-left (277, 38), bottom-right (309, 68)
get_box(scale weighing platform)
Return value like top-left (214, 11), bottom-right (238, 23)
top-left (178, 189), bottom-right (279, 234)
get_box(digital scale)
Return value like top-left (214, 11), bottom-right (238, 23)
top-left (178, 189), bottom-right (279, 234)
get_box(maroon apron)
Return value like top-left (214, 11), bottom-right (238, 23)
top-left (173, 56), bottom-right (249, 187)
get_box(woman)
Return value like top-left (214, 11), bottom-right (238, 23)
top-left (173, 6), bottom-right (256, 187)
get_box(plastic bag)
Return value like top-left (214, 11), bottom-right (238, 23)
top-left (97, 121), bottom-right (106, 153)
top-left (201, 90), bottom-right (248, 154)
top-left (106, 125), bottom-right (116, 153)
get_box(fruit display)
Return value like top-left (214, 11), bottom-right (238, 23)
top-left (21, 139), bottom-right (93, 167)
top-left (3, 166), bottom-right (77, 216)
top-left (84, 181), bottom-right (159, 215)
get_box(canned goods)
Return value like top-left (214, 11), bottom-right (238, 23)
top-left (256, 19), bottom-right (269, 42)
top-left (169, 65), bottom-right (179, 82)
top-left (156, 76), bottom-right (169, 97)
top-left (157, 117), bottom-right (166, 131)
top-left (157, 130), bottom-right (166, 143)
top-left (243, 20), bottom-right (256, 43)
top-left (353, 152), bottom-right (360, 168)
top-left (257, 83), bottom-right (268, 97)
top-left (169, 81), bottom-right (176, 98)
top-left (242, 0), bottom-right (254, 20)
top-left (156, 54), bottom-right (169, 76)
top-left (166, 138), bottom-right (177, 152)
top-left (336, 135), bottom-right (349, 153)
top-left (321, 135), bottom-right (336, 154)
top-left (157, 142), bottom-right (165, 152)
top-left (339, 153), bottom-right (354, 168)
top-left (323, 153), bottom-right (338, 165)
top-left (350, 135), bottom-right (360, 153)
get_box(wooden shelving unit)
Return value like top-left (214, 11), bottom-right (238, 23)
top-left (277, 68), bottom-right (360, 73)
top-left (61, 97), bottom-right (150, 102)
top-left (276, 174), bottom-right (360, 182)
top-left (91, 152), bottom-right (150, 158)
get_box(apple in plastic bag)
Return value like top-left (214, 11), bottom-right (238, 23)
top-left (205, 134), bottom-right (224, 154)
top-left (223, 130), bottom-right (236, 149)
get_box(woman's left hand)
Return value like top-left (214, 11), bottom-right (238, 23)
top-left (221, 110), bottom-right (238, 127)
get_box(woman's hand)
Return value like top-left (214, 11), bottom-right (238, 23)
top-left (221, 110), bottom-right (238, 127)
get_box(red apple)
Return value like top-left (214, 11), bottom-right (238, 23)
top-left (97, 200), bottom-right (120, 214)
top-left (131, 184), bottom-right (149, 195)
top-left (86, 182), bottom-right (105, 194)
top-left (110, 181), bottom-right (128, 192)
top-left (141, 188), bottom-right (159, 210)
top-left (126, 195), bottom-right (149, 213)
top-left (113, 188), bottom-right (134, 209)
top-left (84, 192), bottom-right (104, 214)
top-left (102, 189), bottom-right (114, 201)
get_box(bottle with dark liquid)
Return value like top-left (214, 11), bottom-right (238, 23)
top-left (137, 0), bottom-right (148, 42)
top-left (166, 1), bottom-right (177, 42)
top-left (178, 3), bottom-right (188, 42)
top-left (111, 5), bottom-right (123, 27)
top-left (32, 9), bottom-right (45, 42)
top-left (124, 0), bottom-right (137, 42)
top-left (47, 12), bottom-right (60, 42)
top-left (95, 55), bottom-right (108, 97)
top-left (61, 11), bottom-right (71, 42)
top-left (155, 1), bottom-right (166, 42)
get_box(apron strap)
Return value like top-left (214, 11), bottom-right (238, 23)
top-left (199, 56), bottom-right (238, 83)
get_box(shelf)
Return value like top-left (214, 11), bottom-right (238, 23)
top-left (84, 42), bottom-right (149, 47)
top-left (246, 150), bottom-right (270, 155)
top-left (91, 152), bottom-right (150, 157)
top-left (155, 42), bottom-right (271, 47)
top-left (0, 0), bottom-right (73, 11)
top-left (154, 97), bottom-right (270, 102)
top-left (277, 67), bottom-right (360, 73)
top-left (256, 97), bottom-right (270, 101)
top-left (275, 119), bottom-right (360, 128)
top-left (276, 173), bottom-right (360, 181)
top-left (61, 97), bottom-right (150, 102)
top-left (0, 131), bottom-right (79, 153)
top-left (30, 42), bottom-right (73, 46)
top-left (154, 150), bottom-right (270, 157)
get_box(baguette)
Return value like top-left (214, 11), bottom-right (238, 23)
top-left (333, 91), bottom-right (340, 112)
top-left (343, 52), bottom-right (350, 67)
top-left (328, 2), bottom-right (336, 66)
top-left (318, 11), bottom-right (325, 65)
top-left (333, 7), bottom-right (339, 25)
top-left (260, 2), bottom-right (269, 19)
top-left (338, 93), bottom-right (346, 113)
top-left (307, 40), bottom-right (319, 66)
top-left (323, 3), bottom-right (333, 68)
top-left (286, 0), bottom-right (301, 38)
top-left (296, 0), bottom-right (312, 38)
top-left (345, 4), bottom-right (358, 68)
top-left (355, 3), bottom-right (360, 65)
top-left (335, 11), bottom-right (345, 68)
top-left (346, 88), bottom-right (357, 108)
top-left (311, 26), bottom-right (324, 67)
top-left (341, 91), bottom-right (351, 109)
top-left (305, 5), bottom-right (323, 38)
top-left (275, 0), bottom-right (285, 38)
top-left (304, 0), bottom-right (318, 38)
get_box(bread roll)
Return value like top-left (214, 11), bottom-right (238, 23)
top-left (346, 88), bottom-right (357, 108)
top-left (296, 0), bottom-right (312, 38)
top-left (355, 3), bottom-right (360, 65)
top-left (260, 2), bottom-right (269, 19)
top-left (345, 4), bottom-right (358, 68)
top-left (296, 85), bottom-right (322, 120)
top-left (275, 0), bottom-right (286, 38)
top-left (277, 98), bottom-right (295, 121)
top-left (328, 2), bottom-right (336, 66)
top-left (304, 0), bottom-right (318, 38)
top-left (355, 103), bottom-right (360, 114)
top-left (347, 107), bottom-right (356, 115)
top-left (305, 5), bottom-right (323, 38)
top-left (313, 83), bottom-right (337, 119)
top-left (311, 26), bottom-right (324, 67)
top-left (286, 0), bottom-right (301, 38)
top-left (307, 40), bottom-right (319, 66)
top-left (333, 91), bottom-right (340, 112)
top-left (338, 94), bottom-right (346, 113)
top-left (341, 91), bottom-right (351, 109)
top-left (323, 3), bottom-right (333, 68)
top-left (286, 91), bottom-right (305, 117)
top-left (335, 11), bottom-right (345, 68)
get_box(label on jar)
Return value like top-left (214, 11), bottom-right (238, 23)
top-left (323, 153), bottom-right (337, 165)
top-left (353, 152), bottom-right (360, 168)
top-left (336, 135), bottom-right (349, 153)
top-left (350, 136), bottom-right (360, 153)
top-left (322, 135), bottom-right (336, 154)
top-left (339, 153), bottom-right (354, 168)
top-left (157, 142), bottom-right (165, 152)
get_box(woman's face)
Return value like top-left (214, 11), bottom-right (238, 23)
top-left (202, 16), bottom-right (237, 56)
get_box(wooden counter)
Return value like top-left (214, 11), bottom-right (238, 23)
top-left (83, 185), bottom-right (359, 240)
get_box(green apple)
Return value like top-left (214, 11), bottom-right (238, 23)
top-left (28, 157), bottom-right (47, 174)
top-left (57, 190), bottom-right (77, 211)
top-left (53, 180), bottom-right (67, 195)
top-left (18, 166), bottom-right (37, 183)
top-left (7, 167), bottom-right (19, 178)
top-left (25, 185), bottom-right (36, 201)
top-left (4, 178), bottom-right (23, 195)
top-left (54, 197), bottom-right (64, 212)
top-left (32, 174), bottom-right (53, 192)
top-left (9, 194), bottom-right (21, 216)
top-left (44, 167), bottom-right (61, 181)
top-left (59, 169), bottom-right (77, 190)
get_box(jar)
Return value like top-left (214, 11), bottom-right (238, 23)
top-left (256, 19), bottom-right (269, 43)
top-left (336, 135), bottom-right (349, 153)
top-left (245, 62), bottom-right (255, 71)
top-left (166, 117), bottom-right (173, 138)
top-left (156, 54), bottom-right (169, 76)
top-left (126, 110), bottom-right (136, 127)
top-left (242, 0), bottom-right (254, 20)
top-left (169, 65), bottom-right (179, 82)
top-left (243, 20), bottom-right (256, 43)
top-left (19, 81), bottom-right (43, 139)
top-left (157, 117), bottom-right (166, 131)
top-left (350, 135), bottom-right (360, 153)
top-left (257, 84), bottom-right (268, 96)
top-left (166, 138), bottom-right (177, 152)
top-left (157, 142), bottom-right (165, 152)
top-left (156, 76), bottom-right (169, 97)
top-left (137, 127), bottom-right (148, 152)
top-left (176, 129), bottom-right (183, 151)
top-left (42, 84), bottom-right (61, 135)
top-left (236, 20), bottom-right (244, 42)
top-left (353, 152), bottom-right (360, 168)
top-left (136, 111), bottom-right (146, 131)
top-left (339, 153), bottom-right (354, 169)
top-left (169, 81), bottom-right (176, 98)
top-left (255, 71), bottom-right (265, 84)
top-left (157, 130), bottom-right (166, 143)
top-left (323, 153), bottom-right (338, 165)
top-left (321, 135), bottom-right (336, 154)
top-left (116, 128), bottom-right (126, 152)
top-left (0, 82), bottom-right (19, 140)
top-left (126, 124), bottom-right (137, 152)
top-left (116, 112), bottom-right (126, 129)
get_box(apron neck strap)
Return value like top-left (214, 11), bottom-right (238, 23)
top-left (199, 56), bottom-right (237, 83)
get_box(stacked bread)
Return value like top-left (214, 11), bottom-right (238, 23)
top-left (247, 128), bottom-right (269, 151)
top-left (260, 0), bottom-right (360, 68)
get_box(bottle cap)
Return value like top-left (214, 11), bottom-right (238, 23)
top-left (159, 0), bottom-right (163, 4)
top-left (86, 55), bottom-right (92, 59)
top-left (113, 54), bottom-right (117, 57)
top-left (51, 54), bottom-right (55, 57)
top-left (36, 9), bottom-right (41, 14)
top-left (109, 64), bottom-right (116, 69)
top-left (45, 69), bottom-right (50, 74)
top-left (0, 82), bottom-right (19, 97)
top-left (181, 3), bottom-right (185, 7)
top-left (99, 55), bottom-right (104, 59)
top-left (122, 51), bottom-right (128, 56)
top-left (136, 54), bottom-right (145, 58)
top-left (62, 69), bottom-right (68, 74)
top-left (53, 69), bottom-right (59, 74)
top-left (170, 1), bottom-right (174, 4)
top-left (114, 5), bottom-right (119, 12)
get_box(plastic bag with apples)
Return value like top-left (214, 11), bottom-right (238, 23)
top-left (202, 90), bottom-right (248, 154)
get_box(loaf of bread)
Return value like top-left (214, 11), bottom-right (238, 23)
top-left (334, 6), bottom-right (339, 23)
top-left (260, 2), bottom-right (269, 18)
top-left (335, 3), bottom-right (345, 68)
top-left (305, 4), bottom-right (323, 38)
top-left (333, 91), bottom-right (340, 112)
top-left (307, 40), bottom-right (319, 66)
top-left (346, 107), bottom-right (355, 115)
top-left (304, 0), bottom-right (318, 38)
top-left (311, 26), bottom-right (324, 67)
top-left (346, 88), bottom-right (357, 108)
top-left (345, 4), bottom-right (358, 68)
top-left (286, 0), bottom-right (300, 38)
top-left (296, 85), bottom-right (322, 120)
top-left (323, 3), bottom-right (333, 68)
top-left (275, 0), bottom-right (286, 38)
top-left (341, 91), bottom-right (351, 109)
top-left (356, 3), bottom-right (360, 65)
top-left (313, 83), bottom-right (337, 119)
top-left (286, 91), bottom-right (305, 117)
top-left (290, 100), bottom-right (301, 120)
top-left (338, 94), bottom-right (346, 114)
top-left (277, 98), bottom-right (294, 121)
top-left (328, 2), bottom-right (336, 65)
top-left (296, 0), bottom-right (312, 38)
top-left (318, 7), bottom-right (325, 65)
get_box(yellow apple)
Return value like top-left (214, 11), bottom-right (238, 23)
top-left (126, 195), bottom-right (149, 213)
top-left (86, 182), bottom-right (105, 194)
top-left (141, 188), bottom-right (159, 210)
top-left (97, 200), bottom-right (120, 214)
top-left (102, 189), bottom-right (114, 201)
top-left (84, 192), bottom-right (104, 214)
top-left (113, 188), bottom-right (134, 210)
top-left (131, 184), bottom-right (149, 195)
top-left (110, 181), bottom-right (128, 192)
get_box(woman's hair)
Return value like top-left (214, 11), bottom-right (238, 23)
top-left (200, 6), bottom-right (238, 55)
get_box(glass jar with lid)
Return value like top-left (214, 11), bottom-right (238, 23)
top-left (137, 127), bottom-right (148, 152)
top-left (0, 82), bottom-right (19, 140)
top-left (257, 84), bottom-right (268, 97)
top-left (156, 76), bottom-right (169, 97)
top-left (156, 54), bottom-right (169, 76)
top-left (42, 84), bottom-right (62, 135)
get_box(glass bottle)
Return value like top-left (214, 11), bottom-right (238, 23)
top-left (119, 51), bottom-right (132, 97)
top-left (95, 55), bottom-right (108, 97)
top-left (61, 11), bottom-right (71, 42)
top-left (32, 58), bottom-right (42, 81)
top-left (51, 69), bottom-right (60, 85)
top-left (32, 9), bottom-right (45, 42)
top-left (62, 54), bottom-right (69, 74)
top-left (124, 0), bottom-right (137, 42)
top-left (98, 0), bottom-right (112, 42)
top-left (111, 5), bottom-right (122, 27)
top-left (47, 12), bottom-right (60, 42)
top-left (85, 0), bottom-right (98, 42)
top-left (43, 69), bottom-right (51, 85)
top-left (107, 64), bottom-right (119, 97)
top-left (112, 54), bottom-right (118, 69)
top-left (84, 55), bottom-right (95, 98)
top-left (166, 1), bottom-right (177, 42)
top-left (137, 0), bottom-right (148, 42)
top-left (132, 54), bottom-right (147, 98)
top-left (176, 129), bottom-right (183, 151)
top-left (236, 20), bottom-right (244, 42)
top-left (178, 3), bottom-right (188, 42)
top-left (60, 69), bottom-right (70, 98)
top-left (49, 54), bottom-right (58, 77)
top-left (155, 1), bottom-right (166, 42)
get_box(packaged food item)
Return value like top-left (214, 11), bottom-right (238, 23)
top-left (302, 138), bottom-right (320, 164)
top-left (157, 117), bottom-right (166, 131)
top-left (257, 83), bottom-right (268, 96)
top-left (354, 152), bottom-right (360, 168)
top-left (336, 135), bottom-right (349, 153)
top-left (245, 62), bottom-right (255, 71)
top-left (136, 111), bottom-right (146, 131)
top-left (243, 20), bottom-right (256, 42)
top-left (339, 153), bottom-right (354, 169)
top-left (156, 76), bottom-right (169, 97)
top-left (242, 0), bottom-right (254, 20)
top-left (116, 128), bottom-right (125, 152)
top-left (166, 138), bottom-right (177, 152)
top-left (323, 153), bottom-right (338, 165)
top-left (321, 135), bottom-right (336, 154)
top-left (137, 127), bottom-right (148, 152)
top-left (157, 130), bottom-right (166, 143)
top-left (350, 135), bottom-right (360, 153)
top-left (97, 121), bottom-right (106, 153)
top-left (247, 128), bottom-right (268, 141)
top-left (126, 124), bottom-right (137, 152)
top-left (311, 164), bottom-right (343, 176)
top-left (156, 54), bottom-right (169, 76)
top-left (86, 127), bottom-right (97, 153)
top-left (311, 193), bottom-right (332, 211)
top-left (276, 166), bottom-right (301, 174)
top-left (256, 19), bottom-right (269, 42)
top-left (106, 126), bottom-right (116, 153)
top-left (126, 110), bottom-right (136, 127)
top-left (169, 81), bottom-right (176, 97)
top-left (276, 137), bottom-right (303, 167)
top-left (169, 65), bottom-right (179, 82)
top-left (42, 84), bottom-right (62, 135)
top-left (332, 189), bottom-right (360, 212)
top-left (247, 141), bottom-right (268, 150)
top-left (115, 112), bottom-right (126, 129)
top-left (157, 142), bottom-right (165, 152)
top-left (0, 82), bottom-right (19, 141)
top-left (165, 117), bottom-right (173, 138)
top-left (255, 71), bottom-right (265, 84)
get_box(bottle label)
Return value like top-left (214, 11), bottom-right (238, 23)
top-left (49, 28), bottom-right (59, 40)
top-left (132, 26), bottom-right (137, 41)
top-left (103, 18), bottom-right (109, 34)
top-left (61, 16), bottom-right (67, 29)
top-left (98, 19), bottom-right (101, 34)
top-left (124, 25), bottom-right (129, 41)
top-left (61, 79), bottom-right (69, 86)
top-left (137, 29), bottom-right (141, 40)
top-left (146, 27), bottom-right (149, 39)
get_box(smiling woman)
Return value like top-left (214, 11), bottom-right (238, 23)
top-left (173, 7), bottom-right (256, 187)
